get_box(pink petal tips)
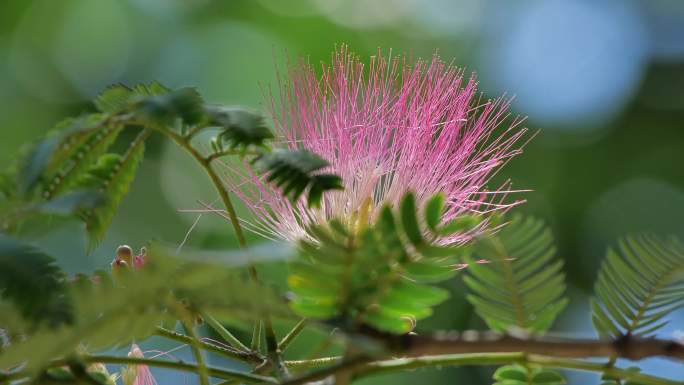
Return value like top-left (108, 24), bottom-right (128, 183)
top-left (225, 46), bottom-right (529, 244)
top-left (121, 344), bottom-right (158, 385)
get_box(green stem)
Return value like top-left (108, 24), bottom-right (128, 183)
top-left (278, 319), bottom-right (308, 353)
top-left (206, 149), bottom-right (260, 163)
top-left (202, 313), bottom-right (252, 353)
top-left (265, 318), bottom-right (289, 379)
top-left (251, 321), bottom-right (263, 351)
top-left (154, 326), bottom-right (261, 363)
top-left (163, 130), bottom-right (248, 249)
top-left (79, 355), bottom-right (277, 384)
top-left (285, 356), bottom-right (342, 369)
top-left (185, 125), bottom-right (207, 141)
top-left (358, 353), bottom-right (682, 385)
top-left (182, 322), bottom-right (210, 385)
top-left (159, 128), bottom-right (287, 374)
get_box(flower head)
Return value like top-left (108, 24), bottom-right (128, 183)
top-left (87, 363), bottom-right (118, 385)
top-left (228, 47), bottom-right (528, 243)
top-left (121, 344), bottom-right (157, 385)
top-left (111, 245), bottom-right (148, 275)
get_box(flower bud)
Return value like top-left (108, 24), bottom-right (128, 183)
top-left (111, 257), bottom-right (129, 281)
top-left (87, 363), bottom-right (117, 385)
top-left (116, 245), bottom-right (134, 266)
top-left (120, 344), bottom-right (157, 385)
top-left (134, 247), bottom-right (147, 269)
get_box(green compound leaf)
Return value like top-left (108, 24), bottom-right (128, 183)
top-left (424, 193), bottom-right (445, 231)
top-left (42, 125), bottom-right (122, 201)
top-left (0, 235), bottom-right (70, 327)
top-left (77, 130), bottom-right (149, 252)
top-left (464, 216), bottom-right (568, 333)
top-left (493, 365), bottom-right (565, 385)
top-left (591, 235), bottom-right (684, 338)
top-left (133, 87), bottom-right (205, 126)
top-left (0, 252), bottom-right (286, 377)
top-left (94, 81), bottom-right (170, 113)
top-left (20, 114), bottom-right (120, 198)
top-left (205, 105), bottom-right (274, 151)
top-left (254, 149), bottom-right (343, 208)
top-left (288, 192), bottom-right (471, 334)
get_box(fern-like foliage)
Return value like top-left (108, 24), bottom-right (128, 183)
top-left (2, 82), bottom-right (343, 249)
top-left (206, 105), bottom-right (273, 151)
top-left (288, 192), bottom-right (476, 333)
top-left (93, 81), bottom-right (170, 113)
top-left (0, 235), bottom-right (70, 327)
top-left (21, 114), bottom-right (118, 198)
top-left (76, 130), bottom-right (149, 251)
top-left (0, 248), bottom-right (287, 375)
top-left (254, 149), bottom-right (343, 208)
top-left (464, 216), bottom-right (568, 333)
top-left (591, 235), bottom-right (684, 338)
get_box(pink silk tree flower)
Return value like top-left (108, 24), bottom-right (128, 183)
top-left (134, 247), bottom-right (147, 269)
top-left (226, 47), bottom-right (529, 244)
top-left (121, 344), bottom-right (158, 385)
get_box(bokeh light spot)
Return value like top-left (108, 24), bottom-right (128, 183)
top-left (53, 0), bottom-right (132, 98)
top-left (480, 0), bottom-right (649, 130)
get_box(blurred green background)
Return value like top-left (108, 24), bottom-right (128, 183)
top-left (1, 0), bottom-right (683, 383)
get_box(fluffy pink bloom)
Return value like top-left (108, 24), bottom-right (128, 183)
top-left (121, 344), bottom-right (157, 385)
top-left (227, 47), bottom-right (528, 243)
top-left (134, 247), bottom-right (147, 269)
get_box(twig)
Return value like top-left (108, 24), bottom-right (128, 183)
top-left (182, 322), bottom-right (210, 385)
top-left (278, 319), bottom-right (308, 353)
top-left (397, 331), bottom-right (684, 361)
top-left (358, 353), bottom-right (683, 385)
top-left (78, 355), bottom-right (277, 384)
top-left (160, 128), bottom-right (283, 373)
top-left (202, 314), bottom-right (252, 353)
top-left (154, 327), bottom-right (262, 363)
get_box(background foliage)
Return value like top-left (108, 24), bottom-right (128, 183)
top-left (0, 0), bottom-right (683, 384)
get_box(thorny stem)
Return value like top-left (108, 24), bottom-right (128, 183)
top-left (111, 127), bottom-right (684, 385)
top-left (285, 356), bottom-right (343, 369)
top-left (396, 331), bottom-right (684, 361)
top-left (202, 313), bottom-right (252, 353)
top-left (277, 330), bottom-right (684, 385)
top-left (206, 149), bottom-right (260, 163)
top-left (278, 319), bottom-right (308, 353)
top-left (278, 354), bottom-right (683, 385)
top-left (164, 130), bottom-right (248, 249)
top-left (265, 318), bottom-right (290, 379)
top-left (4, 352), bottom-right (679, 385)
top-left (83, 355), bottom-right (276, 384)
top-left (158, 128), bottom-right (283, 374)
top-left (359, 353), bottom-right (683, 385)
top-left (182, 321), bottom-right (210, 385)
top-left (154, 327), bottom-right (262, 364)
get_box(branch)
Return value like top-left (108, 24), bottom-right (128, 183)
top-left (157, 127), bottom-right (284, 372)
top-left (160, 129), bottom-right (248, 249)
top-left (278, 331), bottom-right (684, 385)
top-left (80, 355), bottom-right (277, 384)
top-left (279, 319), bottom-right (308, 353)
top-left (360, 353), bottom-right (683, 385)
top-left (155, 327), bottom-right (263, 364)
top-left (206, 149), bottom-right (259, 163)
top-left (278, 356), bottom-right (372, 385)
top-left (181, 320), bottom-right (209, 385)
top-left (285, 356), bottom-right (342, 369)
top-left (202, 313), bottom-right (253, 353)
top-left (397, 331), bottom-right (684, 361)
